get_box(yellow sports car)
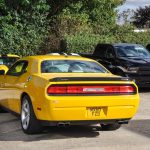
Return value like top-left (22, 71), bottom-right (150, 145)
top-left (0, 55), bottom-right (140, 134)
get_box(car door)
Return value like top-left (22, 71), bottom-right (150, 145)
top-left (1, 60), bottom-right (28, 113)
top-left (0, 72), bottom-right (6, 105)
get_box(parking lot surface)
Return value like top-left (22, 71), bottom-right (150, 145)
top-left (0, 90), bottom-right (150, 150)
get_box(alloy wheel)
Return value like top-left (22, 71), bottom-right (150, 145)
top-left (21, 99), bottom-right (30, 130)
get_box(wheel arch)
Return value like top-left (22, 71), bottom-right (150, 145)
top-left (20, 92), bottom-right (42, 134)
top-left (21, 92), bottom-right (30, 103)
top-left (20, 92), bottom-right (38, 119)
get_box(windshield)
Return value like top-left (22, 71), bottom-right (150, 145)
top-left (41, 60), bottom-right (108, 73)
top-left (115, 45), bottom-right (150, 58)
top-left (0, 57), bottom-right (19, 68)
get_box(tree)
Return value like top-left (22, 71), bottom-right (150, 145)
top-left (118, 9), bottom-right (134, 25)
top-left (0, 0), bottom-right (125, 55)
top-left (47, 0), bottom-right (124, 35)
top-left (133, 5), bottom-right (150, 28)
top-left (43, 0), bottom-right (125, 53)
top-left (0, 0), bottom-right (50, 56)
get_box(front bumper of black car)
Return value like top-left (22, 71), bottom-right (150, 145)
top-left (126, 73), bottom-right (150, 87)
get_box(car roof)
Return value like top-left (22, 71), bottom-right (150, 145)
top-left (0, 54), bottom-right (19, 57)
top-left (22, 55), bottom-right (95, 62)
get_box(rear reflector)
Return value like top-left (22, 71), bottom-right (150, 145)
top-left (47, 85), bottom-right (136, 95)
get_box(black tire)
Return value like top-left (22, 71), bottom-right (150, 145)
top-left (21, 95), bottom-right (42, 134)
top-left (101, 123), bottom-right (121, 131)
top-left (0, 106), bottom-right (7, 113)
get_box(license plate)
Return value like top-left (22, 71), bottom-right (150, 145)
top-left (87, 107), bottom-right (101, 117)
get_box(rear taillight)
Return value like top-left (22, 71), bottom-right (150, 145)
top-left (47, 85), bottom-right (136, 95)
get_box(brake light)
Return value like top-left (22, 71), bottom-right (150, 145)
top-left (47, 85), bottom-right (136, 95)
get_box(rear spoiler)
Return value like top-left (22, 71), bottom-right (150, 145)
top-left (49, 77), bottom-right (132, 82)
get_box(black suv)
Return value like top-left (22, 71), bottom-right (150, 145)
top-left (81, 43), bottom-right (150, 87)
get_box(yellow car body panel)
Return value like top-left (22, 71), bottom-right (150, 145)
top-left (0, 65), bottom-right (9, 72)
top-left (0, 55), bottom-right (140, 124)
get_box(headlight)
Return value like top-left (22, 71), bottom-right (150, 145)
top-left (127, 67), bottom-right (139, 73)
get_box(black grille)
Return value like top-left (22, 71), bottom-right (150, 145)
top-left (138, 67), bottom-right (150, 75)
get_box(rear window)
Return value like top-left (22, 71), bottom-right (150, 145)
top-left (41, 60), bottom-right (108, 73)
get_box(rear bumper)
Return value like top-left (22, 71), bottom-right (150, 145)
top-left (35, 94), bottom-right (139, 122)
top-left (40, 118), bottom-right (131, 126)
top-left (48, 105), bottom-right (136, 121)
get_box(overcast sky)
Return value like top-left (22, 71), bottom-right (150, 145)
top-left (118, 0), bottom-right (150, 12)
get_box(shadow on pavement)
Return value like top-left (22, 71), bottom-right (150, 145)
top-left (0, 114), bottom-right (100, 141)
top-left (123, 119), bottom-right (150, 138)
top-left (138, 88), bottom-right (150, 93)
top-left (1, 113), bottom-right (150, 141)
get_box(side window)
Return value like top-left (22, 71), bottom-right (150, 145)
top-left (7, 61), bottom-right (28, 76)
top-left (106, 47), bottom-right (115, 59)
top-left (94, 45), bottom-right (107, 58)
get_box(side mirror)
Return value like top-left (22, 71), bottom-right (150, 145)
top-left (0, 70), bottom-right (5, 75)
top-left (108, 64), bottom-right (114, 69)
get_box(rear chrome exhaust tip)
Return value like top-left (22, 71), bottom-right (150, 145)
top-left (65, 123), bottom-right (70, 127)
top-left (57, 122), bottom-right (70, 127)
top-left (118, 120), bottom-right (129, 124)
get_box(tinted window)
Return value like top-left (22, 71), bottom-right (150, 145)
top-left (94, 45), bottom-right (107, 57)
top-left (0, 57), bottom-right (19, 67)
top-left (106, 48), bottom-right (115, 59)
top-left (41, 60), bottom-right (108, 73)
top-left (7, 61), bottom-right (28, 76)
top-left (115, 45), bottom-right (150, 58)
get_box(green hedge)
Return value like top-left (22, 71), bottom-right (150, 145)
top-left (65, 34), bottom-right (116, 53)
top-left (65, 28), bottom-right (150, 53)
